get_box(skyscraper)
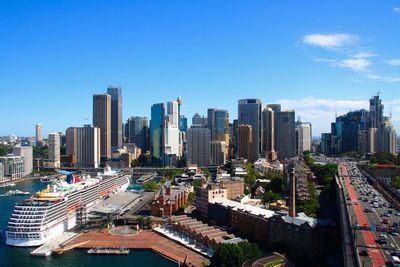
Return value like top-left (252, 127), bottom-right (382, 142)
top-left (262, 107), bottom-right (275, 159)
top-left (238, 124), bottom-right (253, 162)
top-left (275, 110), bottom-right (296, 159)
top-left (238, 99), bottom-right (262, 162)
top-left (207, 108), bottom-right (229, 160)
top-left (187, 125), bottom-right (211, 167)
top-left (150, 103), bottom-right (165, 165)
top-left (295, 121), bottom-right (312, 155)
top-left (107, 86), bottom-right (123, 150)
top-left (48, 132), bottom-right (60, 168)
top-left (126, 116), bottom-right (149, 152)
top-left (378, 119), bottom-right (397, 155)
top-left (165, 100), bottom-right (182, 165)
top-left (211, 141), bottom-right (226, 166)
top-left (93, 94), bottom-right (111, 159)
top-left (369, 94), bottom-right (384, 129)
top-left (35, 124), bottom-right (43, 146)
top-left (76, 125), bottom-right (101, 168)
top-left (66, 127), bottom-right (77, 157)
top-left (179, 115), bottom-right (188, 133)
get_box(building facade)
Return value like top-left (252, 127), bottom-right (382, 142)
top-left (275, 110), bottom-right (296, 159)
top-left (211, 141), bottom-right (226, 166)
top-left (48, 132), bottom-right (60, 168)
top-left (12, 146), bottom-right (32, 176)
top-left (238, 125), bottom-right (253, 162)
top-left (75, 125), bottom-right (101, 168)
top-left (295, 121), bottom-right (312, 155)
top-left (0, 156), bottom-right (24, 181)
top-left (93, 94), bottom-right (111, 159)
top-left (150, 103), bottom-right (165, 165)
top-left (107, 86), bottom-right (123, 150)
top-left (238, 99), bottom-right (262, 162)
top-left (187, 125), bottom-right (211, 167)
top-left (35, 124), bottom-right (43, 146)
top-left (151, 185), bottom-right (188, 217)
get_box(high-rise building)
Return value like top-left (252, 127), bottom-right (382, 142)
top-left (164, 100), bottom-right (182, 165)
top-left (211, 141), bottom-right (226, 166)
top-left (192, 113), bottom-right (206, 126)
top-left (167, 100), bottom-right (179, 127)
top-left (370, 94), bottom-right (384, 129)
top-left (320, 133), bottom-right (332, 155)
top-left (208, 109), bottom-right (229, 160)
top-left (0, 156), bottom-right (24, 181)
top-left (295, 121), bottom-right (312, 155)
top-left (150, 103), bottom-right (165, 165)
top-left (107, 86), bottom-right (123, 150)
top-left (368, 128), bottom-right (378, 154)
top-left (238, 125), bottom-right (253, 162)
top-left (262, 107), bottom-right (275, 159)
top-left (66, 127), bottom-right (78, 157)
top-left (275, 110), bottom-right (296, 159)
top-left (35, 124), bottom-right (43, 146)
top-left (267, 104), bottom-right (281, 113)
top-left (93, 94), bottom-right (111, 159)
top-left (238, 99), bottom-right (262, 162)
top-left (378, 119), bottom-right (397, 155)
top-left (48, 132), bottom-right (60, 168)
top-left (187, 125), bottom-right (211, 167)
top-left (126, 116), bottom-right (149, 152)
top-left (76, 125), bottom-right (101, 168)
top-left (12, 146), bottom-right (32, 176)
top-left (179, 115), bottom-right (188, 133)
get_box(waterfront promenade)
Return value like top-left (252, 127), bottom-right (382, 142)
top-left (64, 229), bottom-right (206, 267)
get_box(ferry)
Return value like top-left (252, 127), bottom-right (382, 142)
top-left (0, 190), bottom-right (30, 196)
top-left (5, 167), bottom-right (130, 247)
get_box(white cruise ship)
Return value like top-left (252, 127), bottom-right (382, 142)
top-left (6, 167), bottom-right (130, 247)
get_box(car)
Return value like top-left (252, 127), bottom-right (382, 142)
top-left (359, 249), bottom-right (369, 256)
top-left (392, 249), bottom-right (400, 256)
top-left (389, 210), bottom-right (394, 214)
top-left (397, 212), bottom-right (400, 217)
top-left (364, 208), bottom-right (371, 212)
top-left (383, 219), bottom-right (389, 224)
top-left (384, 213), bottom-right (391, 217)
top-left (394, 222), bottom-right (399, 228)
top-left (392, 232), bottom-right (399, 236)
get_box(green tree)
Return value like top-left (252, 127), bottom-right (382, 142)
top-left (210, 242), bottom-right (262, 267)
top-left (142, 181), bottom-right (160, 191)
top-left (145, 217), bottom-right (154, 229)
top-left (192, 180), bottom-right (203, 188)
top-left (262, 190), bottom-right (281, 204)
top-left (391, 176), bottom-right (400, 190)
top-left (245, 163), bottom-right (260, 185)
top-left (187, 192), bottom-right (195, 205)
top-left (0, 145), bottom-right (12, 156)
top-left (137, 216), bottom-right (145, 229)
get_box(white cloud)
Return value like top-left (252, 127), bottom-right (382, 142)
top-left (303, 33), bottom-right (357, 49)
top-left (394, 7), bottom-right (400, 13)
top-left (385, 59), bottom-right (400, 66)
top-left (353, 52), bottom-right (377, 59)
top-left (366, 73), bottom-right (400, 82)
top-left (333, 58), bottom-right (372, 71)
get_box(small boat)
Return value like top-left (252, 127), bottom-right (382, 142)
top-left (0, 183), bottom-right (16, 188)
top-left (0, 190), bottom-right (30, 197)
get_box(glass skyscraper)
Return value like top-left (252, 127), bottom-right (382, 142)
top-left (150, 103), bottom-right (165, 165)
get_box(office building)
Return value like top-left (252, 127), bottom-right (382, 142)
top-left (262, 107), bottom-right (275, 159)
top-left (150, 103), bottom-right (165, 165)
top-left (179, 115), bottom-right (188, 133)
top-left (320, 133), bottom-right (332, 155)
top-left (238, 125), bottom-right (253, 162)
top-left (66, 127), bottom-right (77, 157)
top-left (192, 113), bottom-right (207, 126)
top-left (48, 132), bottom-right (60, 168)
top-left (238, 99), bottom-right (262, 162)
top-left (275, 110), bottom-right (296, 159)
top-left (93, 94), bottom-right (111, 159)
top-left (211, 141), bottom-right (226, 166)
top-left (35, 124), bottom-right (43, 146)
top-left (107, 86), bottom-right (123, 150)
top-left (126, 116), bottom-right (149, 152)
top-left (295, 121), bottom-right (312, 155)
top-left (208, 109), bottom-right (229, 160)
top-left (378, 119), bottom-right (397, 155)
top-left (12, 146), bottom-right (32, 176)
top-left (370, 94), bottom-right (384, 128)
top-left (0, 156), bottom-right (24, 181)
top-left (368, 128), bottom-right (378, 154)
top-left (187, 125), bottom-right (211, 167)
top-left (164, 100), bottom-right (182, 165)
top-left (75, 125), bottom-right (101, 168)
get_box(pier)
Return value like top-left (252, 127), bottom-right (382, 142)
top-left (87, 247), bottom-right (130, 255)
top-left (30, 232), bottom-right (78, 257)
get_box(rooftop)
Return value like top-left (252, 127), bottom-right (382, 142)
top-left (211, 198), bottom-right (275, 219)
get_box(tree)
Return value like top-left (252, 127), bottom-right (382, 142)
top-left (210, 242), bottom-right (262, 267)
top-left (137, 216), bottom-right (145, 229)
top-left (262, 190), bottom-right (281, 204)
top-left (0, 145), bottom-right (12, 156)
top-left (187, 192), bottom-right (195, 205)
top-left (145, 217), bottom-right (154, 229)
top-left (391, 176), bottom-right (400, 190)
top-left (142, 181), bottom-right (160, 191)
top-left (192, 180), bottom-right (203, 188)
top-left (245, 163), bottom-right (260, 185)
top-left (202, 168), bottom-right (211, 178)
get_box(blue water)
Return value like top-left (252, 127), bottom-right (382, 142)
top-left (0, 179), bottom-right (176, 267)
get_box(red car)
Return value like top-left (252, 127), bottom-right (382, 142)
top-left (383, 219), bottom-right (389, 225)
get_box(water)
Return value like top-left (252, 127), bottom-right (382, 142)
top-left (0, 179), bottom-right (176, 267)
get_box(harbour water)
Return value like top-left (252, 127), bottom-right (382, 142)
top-left (0, 179), bottom-right (177, 267)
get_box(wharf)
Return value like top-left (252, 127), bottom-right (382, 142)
top-left (63, 229), bottom-right (206, 267)
top-left (30, 232), bottom-right (78, 257)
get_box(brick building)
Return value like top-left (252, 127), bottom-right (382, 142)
top-left (151, 185), bottom-right (189, 217)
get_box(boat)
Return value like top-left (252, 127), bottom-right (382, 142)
top-left (1, 190), bottom-right (31, 196)
top-left (0, 183), bottom-right (16, 188)
top-left (87, 247), bottom-right (130, 255)
top-left (5, 166), bottom-right (130, 247)
top-left (40, 176), bottom-right (57, 183)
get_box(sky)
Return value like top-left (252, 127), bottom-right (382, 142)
top-left (1, 0), bottom-right (400, 136)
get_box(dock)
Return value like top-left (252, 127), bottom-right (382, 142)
top-left (87, 247), bottom-right (130, 255)
top-left (30, 232), bottom-right (78, 257)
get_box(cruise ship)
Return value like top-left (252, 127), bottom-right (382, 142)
top-left (6, 167), bottom-right (130, 247)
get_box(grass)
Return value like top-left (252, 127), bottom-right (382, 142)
top-left (264, 259), bottom-right (285, 267)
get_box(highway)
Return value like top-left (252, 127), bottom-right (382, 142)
top-left (341, 161), bottom-right (400, 267)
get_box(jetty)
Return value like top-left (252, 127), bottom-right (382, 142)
top-left (30, 232), bottom-right (78, 257)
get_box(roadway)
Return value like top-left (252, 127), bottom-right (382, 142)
top-left (341, 161), bottom-right (400, 267)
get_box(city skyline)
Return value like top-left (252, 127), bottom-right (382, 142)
top-left (1, 1), bottom-right (400, 136)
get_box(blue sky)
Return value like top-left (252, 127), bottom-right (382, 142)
top-left (1, 0), bottom-right (400, 136)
